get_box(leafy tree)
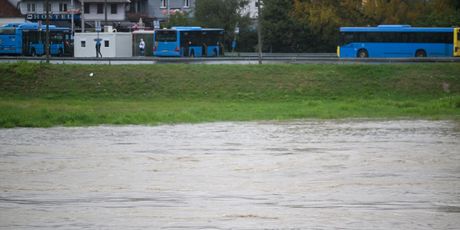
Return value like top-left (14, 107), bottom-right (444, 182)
top-left (413, 0), bottom-right (460, 26)
top-left (195, 0), bottom-right (251, 51)
top-left (163, 11), bottom-right (196, 28)
top-left (262, 0), bottom-right (311, 52)
top-left (292, 0), bottom-right (341, 52)
top-left (291, 0), bottom-right (460, 52)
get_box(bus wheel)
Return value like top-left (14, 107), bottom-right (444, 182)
top-left (415, 49), bottom-right (426, 57)
top-left (357, 49), bottom-right (368, 58)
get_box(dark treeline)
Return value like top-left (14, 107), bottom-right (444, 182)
top-left (165, 0), bottom-right (460, 52)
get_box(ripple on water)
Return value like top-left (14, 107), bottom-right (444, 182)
top-left (0, 120), bottom-right (459, 229)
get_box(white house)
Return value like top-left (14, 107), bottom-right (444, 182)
top-left (15, 0), bottom-right (130, 31)
top-left (74, 29), bottom-right (132, 57)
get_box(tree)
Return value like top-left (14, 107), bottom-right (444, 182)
top-left (163, 11), bottom-right (195, 28)
top-left (413, 0), bottom-right (460, 26)
top-left (292, 0), bottom-right (341, 52)
top-left (262, 0), bottom-right (311, 52)
top-left (195, 0), bottom-right (251, 51)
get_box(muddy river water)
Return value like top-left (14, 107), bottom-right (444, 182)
top-left (0, 120), bottom-right (459, 229)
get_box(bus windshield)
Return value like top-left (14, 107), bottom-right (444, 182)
top-left (155, 30), bottom-right (177, 42)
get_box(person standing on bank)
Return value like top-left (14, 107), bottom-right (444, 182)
top-left (95, 38), bottom-right (102, 58)
top-left (139, 38), bottom-right (145, 56)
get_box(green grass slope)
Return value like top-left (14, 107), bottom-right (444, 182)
top-left (0, 63), bottom-right (459, 127)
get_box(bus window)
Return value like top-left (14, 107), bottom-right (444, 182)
top-left (189, 31), bottom-right (202, 46)
top-left (155, 30), bottom-right (177, 42)
top-left (345, 33), bottom-right (354, 44)
top-left (206, 31), bottom-right (223, 46)
top-left (51, 33), bottom-right (63, 43)
top-left (0, 28), bottom-right (16, 35)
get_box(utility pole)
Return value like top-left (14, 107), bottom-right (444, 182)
top-left (167, 0), bottom-right (170, 21)
top-left (81, 0), bottom-right (85, 32)
top-left (104, 0), bottom-right (108, 26)
top-left (257, 0), bottom-right (262, 64)
top-left (45, 0), bottom-right (50, 63)
top-left (71, 0), bottom-right (74, 34)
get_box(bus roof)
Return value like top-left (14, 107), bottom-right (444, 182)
top-left (1, 23), bottom-right (69, 31)
top-left (165, 26), bottom-right (224, 32)
top-left (171, 26), bottom-right (203, 31)
top-left (1, 23), bottom-right (23, 28)
top-left (340, 25), bottom-right (454, 33)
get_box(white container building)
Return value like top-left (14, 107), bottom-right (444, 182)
top-left (74, 27), bottom-right (132, 57)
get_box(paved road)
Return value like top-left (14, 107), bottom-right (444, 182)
top-left (1, 53), bottom-right (460, 64)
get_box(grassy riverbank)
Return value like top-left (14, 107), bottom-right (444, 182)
top-left (1, 63), bottom-right (459, 127)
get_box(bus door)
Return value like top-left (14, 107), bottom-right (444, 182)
top-left (206, 30), bottom-right (224, 57)
top-left (24, 30), bottom-right (45, 56)
top-left (22, 30), bottom-right (31, 55)
top-left (22, 30), bottom-right (39, 55)
top-left (455, 28), bottom-right (460, 57)
top-left (180, 31), bottom-right (190, 56)
top-left (50, 31), bottom-right (64, 56)
top-left (188, 31), bottom-right (203, 57)
top-left (64, 32), bottom-right (73, 56)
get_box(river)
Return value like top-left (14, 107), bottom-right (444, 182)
top-left (1, 120), bottom-right (459, 229)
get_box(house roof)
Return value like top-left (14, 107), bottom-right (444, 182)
top-left (0, 0), bottom-right (21, 17)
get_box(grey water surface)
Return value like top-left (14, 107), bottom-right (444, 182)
top-left (0, 120), bottom-right (459, 229)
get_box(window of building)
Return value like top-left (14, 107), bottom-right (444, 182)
top-left (111, 4), bottom-right (117, 14)
top-left (97, 3), bottom-right (103, 14)
top-left (184, 0), bottom-right (190, 8)
top-left (81, 41), bottom-right (86, 47)
top-left (27, 3), bottom-right (36, 12)
top-left (84, 4), bottom-right (90, 14)
top-left (59, 3), bottom-right (67, 12)
top-left (104, 40), bottom-right (110, 47)
top-left (43, 3), bottom-right (52, 12)
top-left (161, 0), bottom-right (167, 8)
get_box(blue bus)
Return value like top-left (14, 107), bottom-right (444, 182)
top-left (154, 27), bottom-right (224, 57)
top-left (0, 23), bottom-right (72, 56)
top-left (338, 25), bottom-right (460, 58)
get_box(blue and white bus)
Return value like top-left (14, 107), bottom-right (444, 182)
top-left (0, 23), bottom-right (72, 56)
top-left (154, 27), bottom-right (224, 57)
top-left (338, 25), bottom-right (460, 58)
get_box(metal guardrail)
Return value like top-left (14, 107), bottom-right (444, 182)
top-left (1, 54), bottom-right (460, 64)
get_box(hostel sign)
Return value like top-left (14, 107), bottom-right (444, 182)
top-left (26, 13), bottom-right (80, 21)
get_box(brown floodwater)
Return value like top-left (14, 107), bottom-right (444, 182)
top-left (0, 120), bottom-right (459, 229)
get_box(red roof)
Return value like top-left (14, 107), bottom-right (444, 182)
top-left (0, 0), bottom-right (22, 17)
